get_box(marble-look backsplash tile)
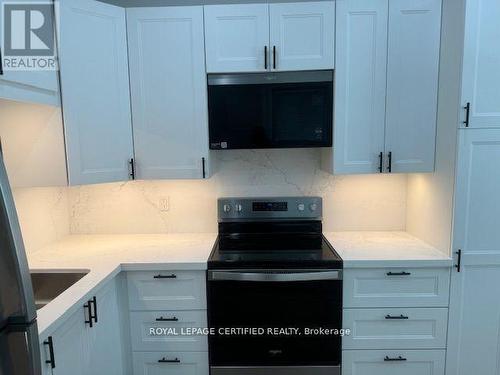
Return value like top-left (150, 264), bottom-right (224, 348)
top-left (13, 186), bottom-right (70, 253)
top-left (68, 149), bottom-right (408, 234)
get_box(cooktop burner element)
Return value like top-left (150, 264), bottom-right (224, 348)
top-left (208, 197), bottom-right (342, 269)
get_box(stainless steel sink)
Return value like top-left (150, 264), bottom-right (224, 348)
top-left (30, 271), bottom-right (89, 309)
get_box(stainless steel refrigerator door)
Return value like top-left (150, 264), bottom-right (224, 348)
top-left (0, 155), bottom-right (36, 328)
top-left (0, 321), bottom-right (41, 375)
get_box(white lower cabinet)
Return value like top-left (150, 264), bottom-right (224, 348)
top-left (132, 352), bottom-right (208, 375)
top-left (343, 308), bottom-right (448, 350)
top-left (343, 267), bottom-right (450, 308)
top-left (127, 271), bottom-right (206, 311)
top-left (342, 350), bottom-right (446, 375)
top-left (86, 279), bottom-right (124, 375)
top-left (39, 278), bottom-right (124, 375)
top-left (47, 306), bottom-right (88, 375)
top-left (127, 270), bottom-right (208, 375)
top-left (130, 310), bottom-right (207, 352)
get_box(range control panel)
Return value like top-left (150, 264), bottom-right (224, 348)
top-left (218, 197), bottom-right (322, 221)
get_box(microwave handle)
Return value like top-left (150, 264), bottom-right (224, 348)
top-left (208, 270), bottom-right (342, 282)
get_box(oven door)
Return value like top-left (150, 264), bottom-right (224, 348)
top-left (207, 71), bottom-right (333, 150)
top-left (207, 269), bottom-right (342, 374)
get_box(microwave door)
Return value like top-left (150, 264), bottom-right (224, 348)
top-left (0, 155), bottom-right (36, 329)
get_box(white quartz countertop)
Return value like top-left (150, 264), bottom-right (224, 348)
top-left (28, 233), bottom-right (217, 337)
top-left (30, 231), bottom-right (451, 337)
top-left (324, 231), bottom-right (453, 268)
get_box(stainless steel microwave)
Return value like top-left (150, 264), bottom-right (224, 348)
top-left (207, 70), bottom-right (333, 150)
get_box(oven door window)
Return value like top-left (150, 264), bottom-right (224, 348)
top-left (208, 278), bottom-right (342, 366)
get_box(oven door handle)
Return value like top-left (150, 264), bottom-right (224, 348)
top-left (208, 270), bottom-right (342, 282)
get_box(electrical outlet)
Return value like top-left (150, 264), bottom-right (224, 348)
top-left (159, 197), bottom-right (169, 212)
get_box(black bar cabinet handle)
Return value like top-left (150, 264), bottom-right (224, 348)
top-left (378, 152), bottom-right (383, 173)
top-left (387, 151), bottom-right (392, 173)
top-left (129, 158), bottom-right (135, 180)
top-left (463, 102), bottom-right (470, 127)
top-left (202, 157), bottom-right (206, 178)
top-left (43, 336), bottom-right (56, 369)
top-left (156, 316), bottom-right (179, 322)
top-left (384, 356), bottom-right (407, 362)
top-left (385, 314), bottom-right (409, 320)
top-left (455, 249), bottom-right (462, 272)
top-left (273, 46), bottom-right (276, 69)
top-left (264, 46), bottom-right (268, 70)
top-left (92, 296), bottom-right (98, 323)
top-left (158, 357), bottom-right (181, 363)
top-left (0, 47), bottom-right (3, 75)
top-left (386, 271), bottom-right (411, 276)
top-left (84, 300), bottom-right (93, 327)
top-left (153, 274), bottom-right (177, 279)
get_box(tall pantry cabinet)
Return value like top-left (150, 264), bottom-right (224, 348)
top-left (446, 1), bottom-right (500, 374)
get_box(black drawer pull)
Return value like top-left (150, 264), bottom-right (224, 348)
top-left (43, 336), bottom-right (56, 369)
top-left (385, 314), bottom-right (409, 320)
top-left (386, 271), bottom-right (411, 276)
top-left (384, 356), bottom-right (407, 362)
top-left (158, 357), bottom-right (180, 363)
top-left (156, 316), bottom-right (179, 322)
top-left (153, 274), bottom-right (177, 279)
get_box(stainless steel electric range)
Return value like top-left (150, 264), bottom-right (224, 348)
top-left (207, 197), bottom-right (343, 375)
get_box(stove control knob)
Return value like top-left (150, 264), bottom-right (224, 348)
top-left (309, 203), bottom-right (318, 212)
top-left (297, 203), bottom-right (305, 211)
top-left (235, 204), bottom-right (243, 212)
top-left (223, 204), bottom-right (232, 213)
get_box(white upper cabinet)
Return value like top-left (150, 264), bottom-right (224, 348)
top-left (460, 0), bottom-right (500, 128)
top-left (127, 6), bottom-right (210, 179)
top-left (446, 129), bottom-right (500, 375)
top-left (204, 2), bottom-right (335, 73)
top-left (58, 0), bottom-right (134, 185)
top-left (333, 0), bottom-right (388, 174)
top-left (269, 2), bottom-right (335, 71)
top-left (384, 0), bottom-right (441, 173)
top-left (204, 4), bottom-right (269, 73)
top-left (326, 0), bottom-right (442, 174)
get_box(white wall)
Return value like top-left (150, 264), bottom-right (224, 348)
top-left (405, 0), bottom-right (465, 256)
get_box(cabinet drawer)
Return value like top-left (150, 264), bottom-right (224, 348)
top-left (130, 310), bottom-right (208, 352)
top-left (127, 271), bottom-right (206, 311)
top-left (133, 351), bottom-right (209, 375)
top-left (343, 268), bottom-right (450, 307)
top-left (342, 350), bottom-right (445, 375)
top-left (343, 308), bottom-right (448, 349)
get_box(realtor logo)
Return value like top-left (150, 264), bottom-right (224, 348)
top-left (2, 2), bottom-right (57, 70)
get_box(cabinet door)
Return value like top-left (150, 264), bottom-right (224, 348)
top-left (58, 0), bottom-right (134, 185)
top-left (87, 280), bottom-right (124, 375)
top-left (461, 0), bottom-right (500, 128)
top-left (204, 4), bottom-right (269, 73)
top-left (333, 0), bottom-right (387, 174)
top-left (384, 0), bottom-right (441, 173)
top-left (446, 129), bottom-right (500, 375)
top-left (269, 1), bottom-right (334, 71)
top-left (51, 307), bottom-right (88, 375)
top-left (132, 352), bottom-right (209, 375)
top-left (343, 350), bottom-right (445, 375)
top-left (127, 6), bottom-right (209, 179)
